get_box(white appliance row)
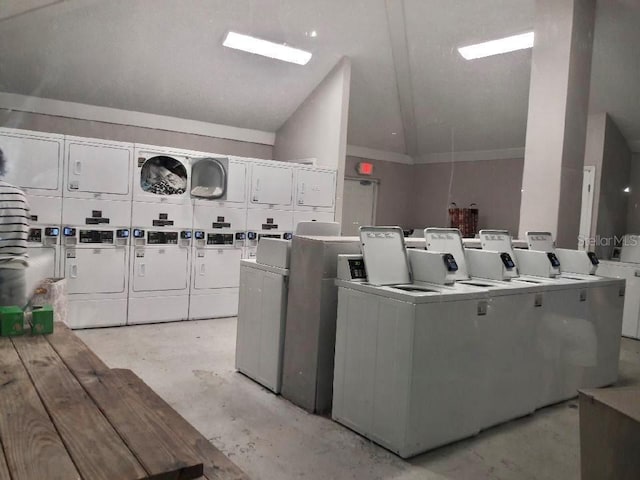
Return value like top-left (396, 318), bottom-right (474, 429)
top-left (596, 234), bottom-right (640, 339)
top-left (1, 127), bottom-right (337, 328)
top-left (0, 127), bottom-right (338, 215)
top-left (25, 199), bottom-right (335, 329)
top-left (332, 228), bottom-right (624, 458)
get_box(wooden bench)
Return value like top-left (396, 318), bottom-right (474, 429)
top-left (0, 322), bottom-right (249, 480)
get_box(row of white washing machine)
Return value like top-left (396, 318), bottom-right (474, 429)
top-left (332, 228), bottom-right (625, 458)
top-left (24, 198), bottom-right (334, 329)
top-left (0, 127), bottom-right (337, 215)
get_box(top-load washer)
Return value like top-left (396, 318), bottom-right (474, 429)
top-left (332, 226), bottom-right (495, 457)
top-left (598, 234), bottom-right (640, 339)
top-left (482, 230), bottom-right (624, 405)
top-left (0, 127), bottom-right (64, 197)
top-left (63, 136), bottom-right (133, 201)
top-left (521, 231), bottom-right (625, 390)
top-left (134, 144), bottom-right (191, 204)
top-left (423, 228), bottom-right (545, 427)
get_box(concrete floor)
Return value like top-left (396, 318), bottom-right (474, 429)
top-left (77, 319), bottom-right (640, 480)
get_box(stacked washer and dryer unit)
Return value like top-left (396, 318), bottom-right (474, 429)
top-left (0, 129), bottom-right (64, 285)
top-left (61, 137), bottom-right (134, 328)
top-left (0, 127), bottom-right (338, 328)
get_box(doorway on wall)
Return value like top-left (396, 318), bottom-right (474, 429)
top-left (578, 166), bottom-right (596, 250)
top-left (341, 178), bottom-right (378, 236)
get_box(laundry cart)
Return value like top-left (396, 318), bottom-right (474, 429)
top-left (128, 201), bottom-right (193, 324)
top-left (61, 198), bottom-right (132, 329)
top-left (133, 144), bottom-right (192, 204)
top-left (0, 127), bottom-right (64, 197)
top-left (64, 136), bottom-right (133, 201)
top-left (189, 205), bottom-right (247, 320)
top-left (245, 208), bottom-right (294, 259)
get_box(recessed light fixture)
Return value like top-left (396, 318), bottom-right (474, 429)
top-left (223, 31), bottom-right (312, 65)
top-left (624, 186), bottom-right (631, 193)
top-left (391, 132), bottom-right (397, 135)
top-left (310, 30), bottom-right (318, 38)
top-left (458, 31), bottom-right (534, 60)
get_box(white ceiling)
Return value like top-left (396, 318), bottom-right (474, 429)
top-left (0, 0), bottom-right (638, 156)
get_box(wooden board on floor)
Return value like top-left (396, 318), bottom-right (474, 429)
top-left (46, 323), bottom-right (204, 480)
top-left (0, 340), bottom-right (80, 479)
top-left (114, 368), bottom-right (250, 480)
top-left (12, 335), bottom-right (148, 480)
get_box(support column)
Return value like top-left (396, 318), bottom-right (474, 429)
top-left (273, 57), bottom-right (351, 224)
top-left (518, 0), bottom-right (596, 247)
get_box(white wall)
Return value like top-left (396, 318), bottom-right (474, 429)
top-left (273, 57), bottom-right (351, 222)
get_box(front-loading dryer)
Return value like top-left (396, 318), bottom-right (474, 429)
top-left (189, 205), bottom-right (246, 320)
top-left (133, 145), bottom-right (191, 204)
top-left (60, 198), bottom-right (131, 329)
top-left (128, 200), bottom-right (193, 325)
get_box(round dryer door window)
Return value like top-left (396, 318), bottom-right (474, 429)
top-left (140, 156), bottom-right (187, 196)
top-left (191, 157), bottom-right (227, 199)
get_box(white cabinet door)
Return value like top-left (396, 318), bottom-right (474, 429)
top-left (193, 248), bottom-right (242, 290)
top-left (66, 141), bottom-right (132, 197)
top-left (65, 248), bottom-right (127, 294)
top-left (250, 164), bottom-right (293, 207)
top-left (0, 131), bottom-right (63, 195)
top-left (132, 247), bottom-right (189, 292)
top-left (296, 169), bottom-right (336, 208)
top-left (226, 160), bottom-right (247, 204)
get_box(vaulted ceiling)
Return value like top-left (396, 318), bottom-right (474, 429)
top-left (0, 0), bottom-right (638, 157)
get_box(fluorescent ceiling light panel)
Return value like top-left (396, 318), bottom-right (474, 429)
top-left (458, 31), bottom-right (534, 60)
top-left (223, 31), bottom-right (312, 65)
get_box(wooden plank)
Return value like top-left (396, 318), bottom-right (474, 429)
top-left (114, 369), bottom-right (250, 480)
top-left (46, 324), bottom-right (204, 480)
top-left (0, 439), bottom-right (11, 480)
top-left (0, 339), bottom-right (80, 480)
top-left (12, 335), bottom-right (148, 480)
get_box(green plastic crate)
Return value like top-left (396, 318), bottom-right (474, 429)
top-left (0, 306), bottom-right (25, 337)
top-left (31, 305), bottom-right (54, 335)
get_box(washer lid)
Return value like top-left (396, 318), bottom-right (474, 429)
top-left (526, 231), bottom-right (555, 252)
top-left (359, 226), bottom-right (410, 286)
top-left (424, 227), bottom-right (470, 280)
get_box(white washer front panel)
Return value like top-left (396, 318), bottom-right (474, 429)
top-left (132, 246), bottom-right (190, 292)
top-left (193, 248), bottom-right (242, 290)
top-left (64, 247), bottom-right (127, 295)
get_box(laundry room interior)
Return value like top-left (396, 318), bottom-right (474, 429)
top-left (1, 1), bottom-right (640, 480)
